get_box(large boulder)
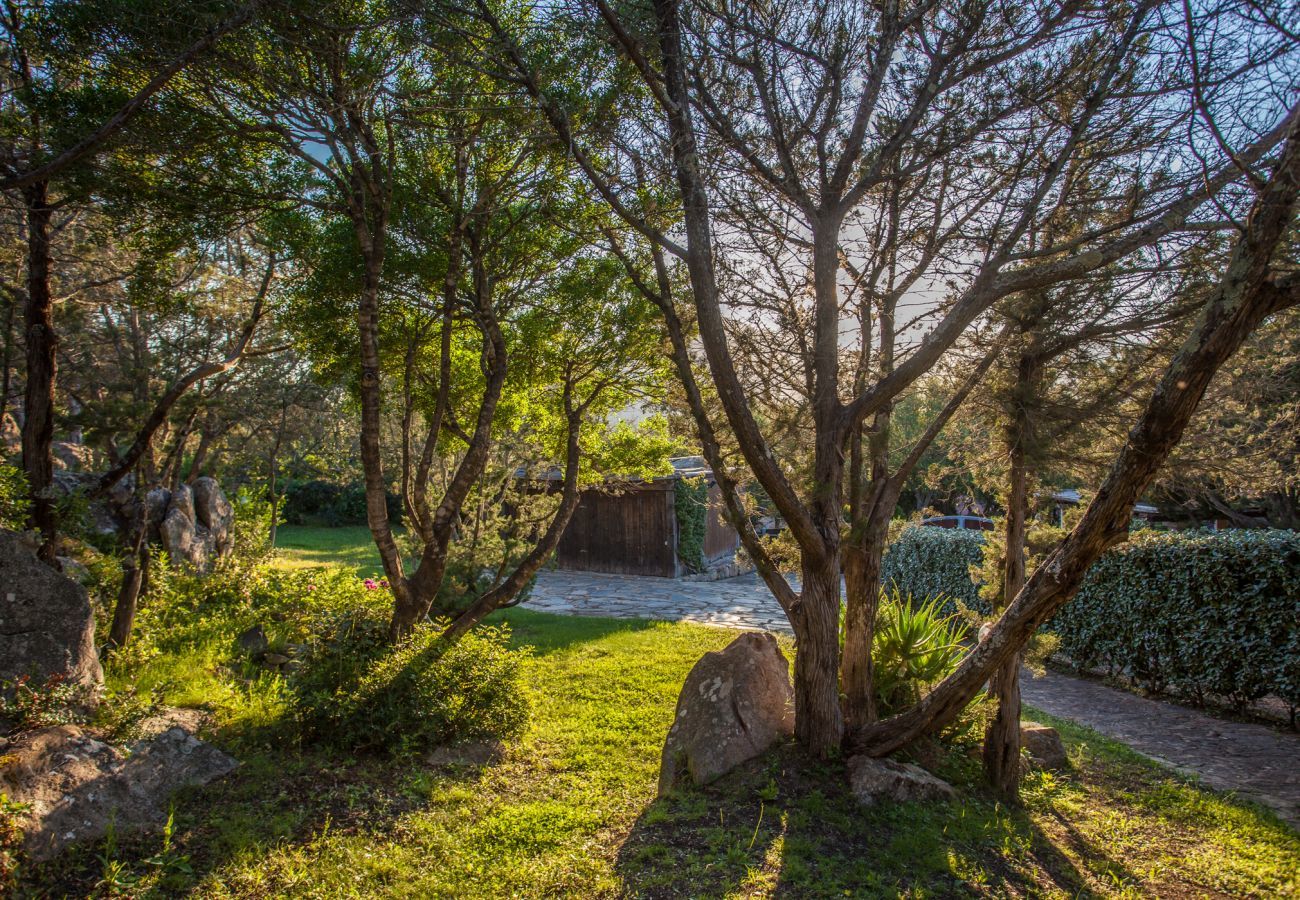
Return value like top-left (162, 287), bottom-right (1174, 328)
top-left (169, 482), bottom-right (196, 524)
top-left (193, 476), bottom-right (235, 556)
top-left (0, 721), bottom-right (238, 860)
top-left (658, 632), bottom-right (794, 795)
top-left (144, 486), bottom-right (172, 542)
top-left (159, 505), bottom-right (217, 569)
top-left (0, 530), bottom-right (103, 703)
top-left (846, 756), bottom-right (957, 806)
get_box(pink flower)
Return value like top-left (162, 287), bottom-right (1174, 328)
top-left (379, 579), bottom-right (388, 588)
top-left (364, 578), bottom-right (378, 590)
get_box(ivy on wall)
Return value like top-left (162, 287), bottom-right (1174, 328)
top-left (674, 477), bottom-right (708, 574)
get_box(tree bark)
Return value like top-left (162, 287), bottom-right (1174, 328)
top-left (21, 180), bottom-right (58, 565)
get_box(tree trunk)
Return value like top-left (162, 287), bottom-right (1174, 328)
top-left (841, 497), bottom-right (892, 729)
top-left (984, 362), bottom-right (1031, 798)
top-left (794, 557), bottom-right (846, 755)
top-left (105, 477), bottom-right (151, 653)
top-left (21, 180), bottom-right (58, 565)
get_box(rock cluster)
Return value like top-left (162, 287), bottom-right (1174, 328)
top-left (658, 632), bottom-right (795, 795)
top-left (152, 477), bottom-right (235, 571)
top-left (0, 718), bottom-right (238, 860)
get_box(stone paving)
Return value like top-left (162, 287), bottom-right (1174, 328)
top-left (527, 569), bottom-right (1300, 830)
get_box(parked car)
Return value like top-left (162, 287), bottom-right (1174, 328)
top-left (920, 515), bottom-right (995, 531)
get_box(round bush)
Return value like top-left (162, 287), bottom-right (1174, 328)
top-left (292, 613), bottom-right (531, 754)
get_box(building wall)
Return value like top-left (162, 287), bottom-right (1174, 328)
top-left (554, 482), bottom-right (679, 576)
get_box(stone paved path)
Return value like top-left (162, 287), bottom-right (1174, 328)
top-left (527, 570), bottom-right (1300, 830)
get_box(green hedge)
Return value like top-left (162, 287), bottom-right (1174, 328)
top-left (1055, 529), bottom-right (1300, 711)
top-left (882, 524), bottom-right (1300, 713)
top-left (880, 525), bottom-right (985, 614)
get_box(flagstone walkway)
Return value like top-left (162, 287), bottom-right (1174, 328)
top-left (527, 569), bottom-right (1300, 830)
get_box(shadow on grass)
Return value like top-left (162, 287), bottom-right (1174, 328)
top-left (494, 607), bottom-right (662, 655)
top-left (18, 694), bottom-right (503, 897)
top-left (612, 742), bottom-right (1113, 898)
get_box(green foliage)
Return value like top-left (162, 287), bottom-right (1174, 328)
top-left (673, 477), bottom-right (708, 574)
top-left (92, 685), bottom-right (166, 746)
top-left (881, 525), bottom-right (986, 615)
top-left (872, 591), bottom-right (970, 717)
top-left (292, 615), bottom-right (530, 755)
top-left (230, 486), bottom-right (283, 562)
top-left (0, 792), bottom-right (30, 891)
top-left (969, 518), bottom-right (1068, 609)
top-left (1053, 529), bottom-right (1300, 710)
top-left (280, 479), bottom-right (402, 528)
top-left (0, 461), bottom-right (28, 532)
top-left (0, 673), bottom-right (84, 734)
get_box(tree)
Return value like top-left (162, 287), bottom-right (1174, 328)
top-left (0, 0), bottom-right (257, 563)
top-left (479, 0), bottom-right (1297, 754)
top-left (195, 2), bottom-right (671, 640)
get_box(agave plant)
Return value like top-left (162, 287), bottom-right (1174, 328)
top-left (872, 589), bottom-right (970, 717)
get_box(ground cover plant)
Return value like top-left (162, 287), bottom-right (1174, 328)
top-left (13, 528), bottom-right (1298, 897)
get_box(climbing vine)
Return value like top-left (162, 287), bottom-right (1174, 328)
top-left (674, 477), bottom-right (708, 574)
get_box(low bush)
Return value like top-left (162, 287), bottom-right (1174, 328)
top-left (291, 613), bottom-right (530, 754)
top-left (0, 459), bottom-right (29, 532)
top-left (0, 673), bottom-right (84, 734)
top-left (880, 525), bottom-right (985, 615)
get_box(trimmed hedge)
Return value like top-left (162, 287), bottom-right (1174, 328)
top-left (882, 524), bottom-right (1300, 713)
top-left (880, 525), bottom-right (985, 614)
top-left (1055, 529), bottom-right (1300, 711)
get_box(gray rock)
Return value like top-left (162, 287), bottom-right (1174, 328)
top-left (847, 756), bottom-right (956, 806)
top-left (0, 723), bottom-right (237, 861)
top-left (51, 440), bottom-right (93, 472)
top-left (170, 483), bottom-right (196, 525)
top-left (0, 529), bottom-right (103, 702)
top-left (658, 631), bottom-right (794, 795)
top-left (160, 505), bottom-right (219, 570)
top-left (145, 487), bottom-right (172, 542)
top-left (1021, 722), bottom-right (1069, 770)
top-left (237, 625), bottom-right (269, 656)
top-left (192, 477), bottom-right (235, 557)
top-left (263, 652), bottom-right (290, 667)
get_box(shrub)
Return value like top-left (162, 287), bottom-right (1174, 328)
top-left (1054, 529), bottom-right (1300, 711)
top-left (0, 460), bottom-right (28, 531)
top-left (0, 673), bottom-right (84, 734)
top-left (280, 479), bottom-right (402, 527)
top-left (884, 524), bottom-right (1300, 715)
top-left (881, 525), bottom-right (986, 615)
top-left (292, 612), bottom-right (530, 754)
top-left (230, 486), bottom-right (282, 562)
top-left (871, 590), bottom-right (969, 717)
top-left (674, 477), bottom-right (708, 573)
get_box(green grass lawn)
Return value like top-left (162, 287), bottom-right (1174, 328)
top-left (273, 524), bottom-right (390, 576)
top-left (21, 528), bottom-right (1299, 897)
